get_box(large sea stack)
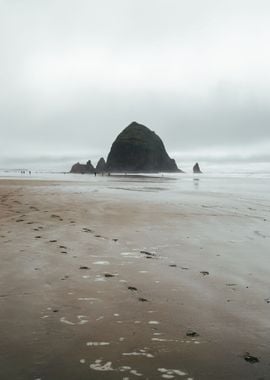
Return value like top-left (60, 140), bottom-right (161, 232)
top-left (106, 122), bottom-right (181, 173)
top-left (70, 160), bottom-right (95, 174)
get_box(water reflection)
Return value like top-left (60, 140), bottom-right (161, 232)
top-left (193, 177), bottom-right (200, 189)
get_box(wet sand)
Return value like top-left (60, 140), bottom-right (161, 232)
top-left (0, 177), bottom-right (270, 380)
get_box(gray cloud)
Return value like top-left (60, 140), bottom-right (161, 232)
top-left (1, 0), bottom-right (270, 170)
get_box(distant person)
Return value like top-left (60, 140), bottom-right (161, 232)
top-left (29, 171), bottom-right (31, 175)
top-left (94, 172), bottom-right (97, 176)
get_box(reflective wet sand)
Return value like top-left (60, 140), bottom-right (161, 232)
top-left (0, 176), bottom-right (270, 379)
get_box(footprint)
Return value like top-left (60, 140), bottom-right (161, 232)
top-left (200, 271), bottom-right (209, 276)
top-left (29, 206), bottom-right (39, 211)
top-left (95, 235), bottom-right (107, 239)
top-left (128, 286), bottom-right (138, 291)
top-left (82, 228), bottom-right (93, 233)
top-left (254, 230), bottom-right (266, 238)
top-left (140, 250), bottom-right (156, 257)
top-left (51, 214), bottom-right (63, 221)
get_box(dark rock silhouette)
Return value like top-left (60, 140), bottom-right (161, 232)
top-left (96, 157), bottom-right (106, 173)
top-left (106, 121), bottom-right (182, 173)
top-left (70, 160), bottom-right (95, 174)
top-left (193, 162), bottom-right (202, 173)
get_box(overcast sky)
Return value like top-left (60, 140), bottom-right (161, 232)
top-left (1, 0), bottom-right (270, 170)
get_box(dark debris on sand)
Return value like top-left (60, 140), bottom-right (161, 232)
top-left (186, 330), bottom-right (200, 337)
top-left (243, 353), bottom-right (259, 364)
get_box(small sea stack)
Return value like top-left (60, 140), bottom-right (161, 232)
top-left (70, 160), bottom-right (95, 174)
top-left (96, 157), bottom-right (106, 173)
top-left (193, 162), bottom-right (202, 174)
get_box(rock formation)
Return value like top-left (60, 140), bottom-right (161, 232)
top-left (96, 157), bottom-right (106, 173)
top-left (106, 121), bottom-right (182, 173)
top-left (70, 160), bottom-right (95, 174)
top-left (193, 162), bottom-right (202, 173)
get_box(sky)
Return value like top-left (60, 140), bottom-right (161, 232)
top-left (1, 0), bottom-right (270, 170)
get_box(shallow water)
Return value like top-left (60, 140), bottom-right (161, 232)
top-left (1, 162), bottom-right (270, 201)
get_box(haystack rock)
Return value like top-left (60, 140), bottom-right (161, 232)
top-left (106, 121), bottom-right (182, 173)
top-left (70, 160), bottom-right (95, 174)
top-left (193, 162), bottom-right (202, 173)
top-left (96, 157), bottom-right (106, 173)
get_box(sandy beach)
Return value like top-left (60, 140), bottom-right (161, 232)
top-left (0, 174), bottom-right (270, 380)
